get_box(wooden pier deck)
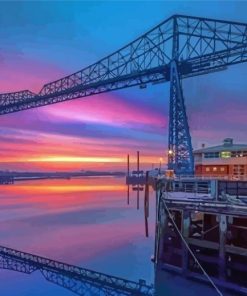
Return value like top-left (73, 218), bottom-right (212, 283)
top-left (154, 177), bottom-right (247, 295)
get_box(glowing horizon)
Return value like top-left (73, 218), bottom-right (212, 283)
top-left (27, 156), bottom-right (125, 163)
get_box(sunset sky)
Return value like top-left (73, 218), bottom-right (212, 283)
top-left (0, 1), bottom-right (247, 172)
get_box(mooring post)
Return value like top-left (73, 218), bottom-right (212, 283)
top-left (127, 154), bottom-right (130, 205)
top-left (182, 210), bottom-right (190, 275)
top-left (137, 151), bottom-right (140, 210)
top-left (154, 183), bottom-right (161, 263)
top-left (144, 171), bottom-right (150, 237)
top-left (219, 214), bottom-right (227, 280)
top-left (155, 183), bottom-right (168, 264)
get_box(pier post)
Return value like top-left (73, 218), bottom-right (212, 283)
top-left (155, 185), bottom-right (168, 263)
top-left (137, 151), bottom-right (140, 210)
top-left (144, 171), bottom-right (150, 237)
top-left (219, 214), bottom-right (227, 280)
top-left (127, 154), bottom-right (130, 205)
top-left (137, 151), bottom-right (139, 173)
top-left (182, 210), bottom-right (190, 275)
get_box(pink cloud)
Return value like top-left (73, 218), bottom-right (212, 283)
top-left (43, 93), bottom-right (167, 129)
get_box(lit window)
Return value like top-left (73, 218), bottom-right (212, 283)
top-left (220, 151), bottom-right (231, 158)
top-left (232, 151), bottom-right (244, 157)
top-left (213, 167), bottom-right (217, 172)
top-left (206, 167), bottom-right (210, 172)
top-left (220, 167), bottom-right (225, 172)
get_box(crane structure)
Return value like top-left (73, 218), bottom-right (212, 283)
top-left (0, 14), bottom-right (247, 174)
top-left (0, 245), bottom-right (154, 296)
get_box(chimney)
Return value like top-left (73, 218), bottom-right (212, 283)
top-left (223, 138), bottom-right (233, 146)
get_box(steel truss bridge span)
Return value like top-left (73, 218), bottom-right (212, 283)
top-left (0, 14), bottom-right (247, 174)
top-left (0, 245), bottom-right (154, 296)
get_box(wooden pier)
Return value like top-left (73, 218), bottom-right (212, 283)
top-left (154, 177), bottom-right (247, 295)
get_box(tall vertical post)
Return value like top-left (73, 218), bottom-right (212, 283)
top-left (144, 171), bottom-right (149, 237)
top-left (219, 214), bottom-right (227, 280)
top-left (154, 182), bottom-right (167, 264)
top-left (127, 154), bottom-right (130, 205)
top-left (168, 16), bottom-right (194, 175)
top-left (137, 151), bottom-right (140, 173)
top-left (137, 151), bottom-right (140, 210)
top-left (182, 210), bottom-right (190, 275)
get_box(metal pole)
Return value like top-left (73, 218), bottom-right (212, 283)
top-left (127, 154), bottom-right (130, 205)
top-left (137, 187), bottom-right (140, 210)
top-left (127, 185), bottom-right (130, 205)
top-left (144, 171), bottom-right (149, 237)
top-left (137, 151), bottom-right (140, 210)
top-left (137, 151), bottom-right (140, 173)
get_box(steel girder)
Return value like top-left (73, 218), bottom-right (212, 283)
top-left (0, 245), bottom-right (154, 296)
top-left (0, 15), bottom-right (246, 174)
top-left (1, 14), bottom-right (246, 112)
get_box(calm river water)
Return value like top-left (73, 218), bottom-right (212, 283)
top-left (0, 177), bottom-right (230, 296)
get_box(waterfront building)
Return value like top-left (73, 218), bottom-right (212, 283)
top-left (194, 138), bottom-right (247, 179)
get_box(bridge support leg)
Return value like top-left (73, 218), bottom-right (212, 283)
top-left (168, 60), bottom-right (194, 175)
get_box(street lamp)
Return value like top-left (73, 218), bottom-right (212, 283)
top-left (168, 149), bottom-right (173, 156)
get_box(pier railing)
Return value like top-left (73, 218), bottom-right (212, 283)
top-left (173, 175), bottom-right (247, 181)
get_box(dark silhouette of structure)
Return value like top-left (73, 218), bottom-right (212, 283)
top-left (0, 245), bottom-right (154, 296)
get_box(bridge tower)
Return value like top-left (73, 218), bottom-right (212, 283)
top-left (168, 16), bottom-right (194, 175)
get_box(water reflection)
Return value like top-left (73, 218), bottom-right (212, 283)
top-left (0, 177), bottom-right (233, 295)
top-left (0, 177), bottom-right (155, 296)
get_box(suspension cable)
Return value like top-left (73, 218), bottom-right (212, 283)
top-left (162, 191), bottom-right (224, 296)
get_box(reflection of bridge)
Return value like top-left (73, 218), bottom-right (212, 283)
top-left (1, 15), bottom-right (247, 174)
top-left (0, 245), bottom-right (154, 296)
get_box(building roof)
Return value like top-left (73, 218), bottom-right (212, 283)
top-left (194, 139), bottom-right (247, 154)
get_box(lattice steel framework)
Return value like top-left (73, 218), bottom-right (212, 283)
top-left (0, 245), bottom-right (154, 296)
top-left (0, 15), bottom-right (247, 174)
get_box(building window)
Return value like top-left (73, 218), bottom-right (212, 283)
top-left (233, 165), bottom-right (245, 176)
top-left (220, 167), bottom-right (225, 172)
top-left (232, 151), bottom-right (244, 157)
top-left (213, 167), bottom-right (217, 172)
top-left (220, 151), bottom-right (231, 158)
top-left (204, 152), bottom-right (219, 158)
top-left (206, 167), bottom-right (210, 172)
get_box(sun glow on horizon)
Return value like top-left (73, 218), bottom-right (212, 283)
top-left (1, 184), bottom-right (126, 194)
top-left (0, 155), bottom-right (168, 171)
top-left (27, 156), bottom-right (125, 163)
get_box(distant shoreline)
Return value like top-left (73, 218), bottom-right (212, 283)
top-left (0, 171), bottom-right (125, 183)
